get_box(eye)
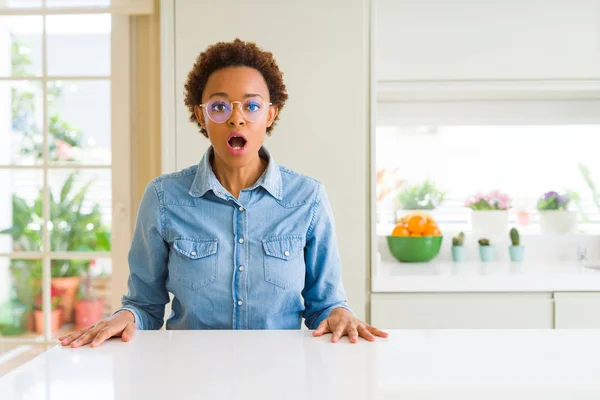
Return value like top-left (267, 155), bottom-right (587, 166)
top-left (245, 101), bottom-right (261, 113)
top-left (211, 101), bottom-right (229, 113)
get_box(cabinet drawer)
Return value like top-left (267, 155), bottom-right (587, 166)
top-left (371, 293), bottom-right (553, 329)
top-left (554, 293), bottom-right (600, 329)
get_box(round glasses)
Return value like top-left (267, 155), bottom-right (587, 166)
top-left (200, 99), bottom-right (272, 123)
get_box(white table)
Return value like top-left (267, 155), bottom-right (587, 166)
top-left (2, 330), bottom-right (600, 399)
top-left (0, 330), bottom-right (600, 400)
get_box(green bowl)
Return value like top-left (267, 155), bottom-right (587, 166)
top-left (386, 236), bottom-right (443, 263)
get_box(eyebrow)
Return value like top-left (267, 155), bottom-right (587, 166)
top-left (208, 92), bottom-right (264, 99)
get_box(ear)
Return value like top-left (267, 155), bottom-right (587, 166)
top-left (194, 105), bottom-right (207, 130)
top-left (266, 105), bottom-right (279, 128)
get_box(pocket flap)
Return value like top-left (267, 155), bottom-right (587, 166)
top-left (173, 238), bottom-right (218, 259)
top-left (262, 235), bottom-right (304, 260)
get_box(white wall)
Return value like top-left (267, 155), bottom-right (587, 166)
top-left (376, 0), bottom-right (600, 81)
top-left (168, 0), bottom-right (370, 320)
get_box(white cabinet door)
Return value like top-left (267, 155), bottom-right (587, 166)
top-left (554, 292), bottom-right (600, 329)
top-left (371, 293), bottom-right (554, 329)
top-left (376, 0), bottom-right (600, 81)
top-left (168, 0), bottom-right (370, 320)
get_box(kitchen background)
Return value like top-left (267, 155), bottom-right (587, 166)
top-left (1, 0), bottom-right (600, 375)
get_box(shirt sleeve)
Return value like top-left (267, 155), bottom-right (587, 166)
top-left (113, 180), bottom-right (170, 330)
top-left (302, 183), bottom-right (354, 329)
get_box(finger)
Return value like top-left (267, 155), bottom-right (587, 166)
top-left (331, 323), bottom-right (345, 343)
top-left (366, 325), bottom-right (389, 338)
top-left (61, 327), bottom-right (92, 346)
top-left (59, 332), bottom-right (77, 345)
top-left (347, 325), bottom-right (359, 344)
top-left (89, 326), bottom-right (113, 348)
top-left (121, 322), bottom-right (136, 342)
top-left (71, 328), bottom-right (100, 348)
top-left (358, 325), bottom-right (376, 342)
top-left (312, 319), bottom-right (330, 337)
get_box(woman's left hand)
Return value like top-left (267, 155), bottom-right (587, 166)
top-left (312, 307), bottom-right (389, 343)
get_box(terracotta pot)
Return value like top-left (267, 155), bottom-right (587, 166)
top-left (51, 276), bottom-right (82, 323)
top-left (27, 312), bottom-right (35, 332)
top-left (34, 308), bottom-right (63, 335)
top-left (75, 299), bottom-right (105, 330)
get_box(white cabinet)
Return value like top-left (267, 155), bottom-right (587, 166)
top-left (554, 293), bottom-right (600, 329)
top-left (376, 0), bottom-right (600, 81)
top-left (371, 293), bottom-right (554, 329)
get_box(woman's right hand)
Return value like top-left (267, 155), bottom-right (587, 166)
top-left (58, 310), bottom-right (136, 348)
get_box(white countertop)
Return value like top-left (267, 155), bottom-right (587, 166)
top-left (372, 261), bottom-right (600, 292)
top-left (2, 330), bottom-right (600, 399)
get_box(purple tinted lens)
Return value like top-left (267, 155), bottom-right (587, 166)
top-left (206, 100), bottom-right (231, 122)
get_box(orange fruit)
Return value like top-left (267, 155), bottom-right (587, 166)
top-left (391, 224), bottom-right (410, 237)
top-left (406, 215), bottom-right (427, 234)
top-left (410, 232), bottom-right (422, 237)
top-left (423, 224), bottom-right (441, 236)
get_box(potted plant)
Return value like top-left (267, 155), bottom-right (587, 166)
top-left (451, 232), bottom-right (467, 262)
top-left (0, 288), bottom-right (28, 336)
top-left (396, 178), bottom-right (446, 221)
top-left (32, 285), bottom-right (63, 335)
top-left (478, 238), bottom-right (495, 262)
top-left (465, 190), bottom-right (512, 240)
top-left (508, 227), bottom-right (524, 262)
top-left (536, 191), bottom-right (579, 234)
top-left (74, 264), bottom-right (105, 330)
top-left (1, 171), bottom-right (111, 327)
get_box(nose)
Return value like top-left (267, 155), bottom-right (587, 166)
top-left (227, 102), bottom-right (245, 127)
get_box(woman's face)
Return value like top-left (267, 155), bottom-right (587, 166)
top-left (195, 66), bottom-right (278, 169)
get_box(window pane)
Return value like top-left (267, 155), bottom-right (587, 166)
top-left (1, 80), bottom-right (43, 166)
top-left (375, 125), bottom-right (600, 234)
top-left (0, 16), bottom-right (42, 77)
top-left (46, 14), bottom-right (111, 77)
top-left (0, 0), bottom-right (42, 9)
top-left (0, 169), bottom-right (43, 252)
top-left (49, 169), bottom-right (111, 252)
top-left (47, 80), bottom-right (111, 165)
top-left (0, 257), bottom-right (42, 339)
top-left (50, 258), bottom-right (111, 339)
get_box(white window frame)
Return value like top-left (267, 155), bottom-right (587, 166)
top-left (0, 6), bottom-right (131, 345)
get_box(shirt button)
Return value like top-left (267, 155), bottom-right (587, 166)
top-left (191, 251), bottom-right (197, 256)
top-left (239, 266), bottom-right (245, 271)
top-left (239, 206), bottom-right (245, 211)
top-left (238, 238), bottom-right (244, 244)
top-left (237, 300), bottom-right (243, 306)
top-left (284, 251), bottom-right (290, 257)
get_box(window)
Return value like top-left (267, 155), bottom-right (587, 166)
top-left (375, 100), bottom-right (600, 236)
top-left (0, 1), bottom-right (152, 369)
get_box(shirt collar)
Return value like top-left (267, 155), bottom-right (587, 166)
top-left (189, 146), bottom-right (282, 201)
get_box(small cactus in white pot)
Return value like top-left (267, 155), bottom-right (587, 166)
top-left (508, 227), bottom-right (525, 262)
top-left (478, 238), bottom-right (495, 262)
top-left (451, 232), bottom-right (467, 262)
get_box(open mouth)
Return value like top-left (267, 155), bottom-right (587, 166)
top-left (227, 135), bottom-right (247, 151)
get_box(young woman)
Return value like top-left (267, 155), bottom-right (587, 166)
top-left (60, 39), bottom-right (387, 348)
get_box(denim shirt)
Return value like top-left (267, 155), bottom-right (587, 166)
top-left (117, 146), bottom-right (352, 330)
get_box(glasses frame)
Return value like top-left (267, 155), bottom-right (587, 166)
top-left (199, 99), bottom-right (274, 123)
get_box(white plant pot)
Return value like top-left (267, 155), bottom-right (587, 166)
top-left (539, 211), bottom-right (578, 234)
top-left (470, 210), bottom-right (509, 242)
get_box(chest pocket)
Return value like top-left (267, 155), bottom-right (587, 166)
top-left (262, 234), bottom-right (305, 290)
top-left (172, 238), bottom-right (218, 290)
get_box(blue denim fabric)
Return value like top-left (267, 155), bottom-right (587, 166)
top-left (117, 146), bottom-right (352, 330)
